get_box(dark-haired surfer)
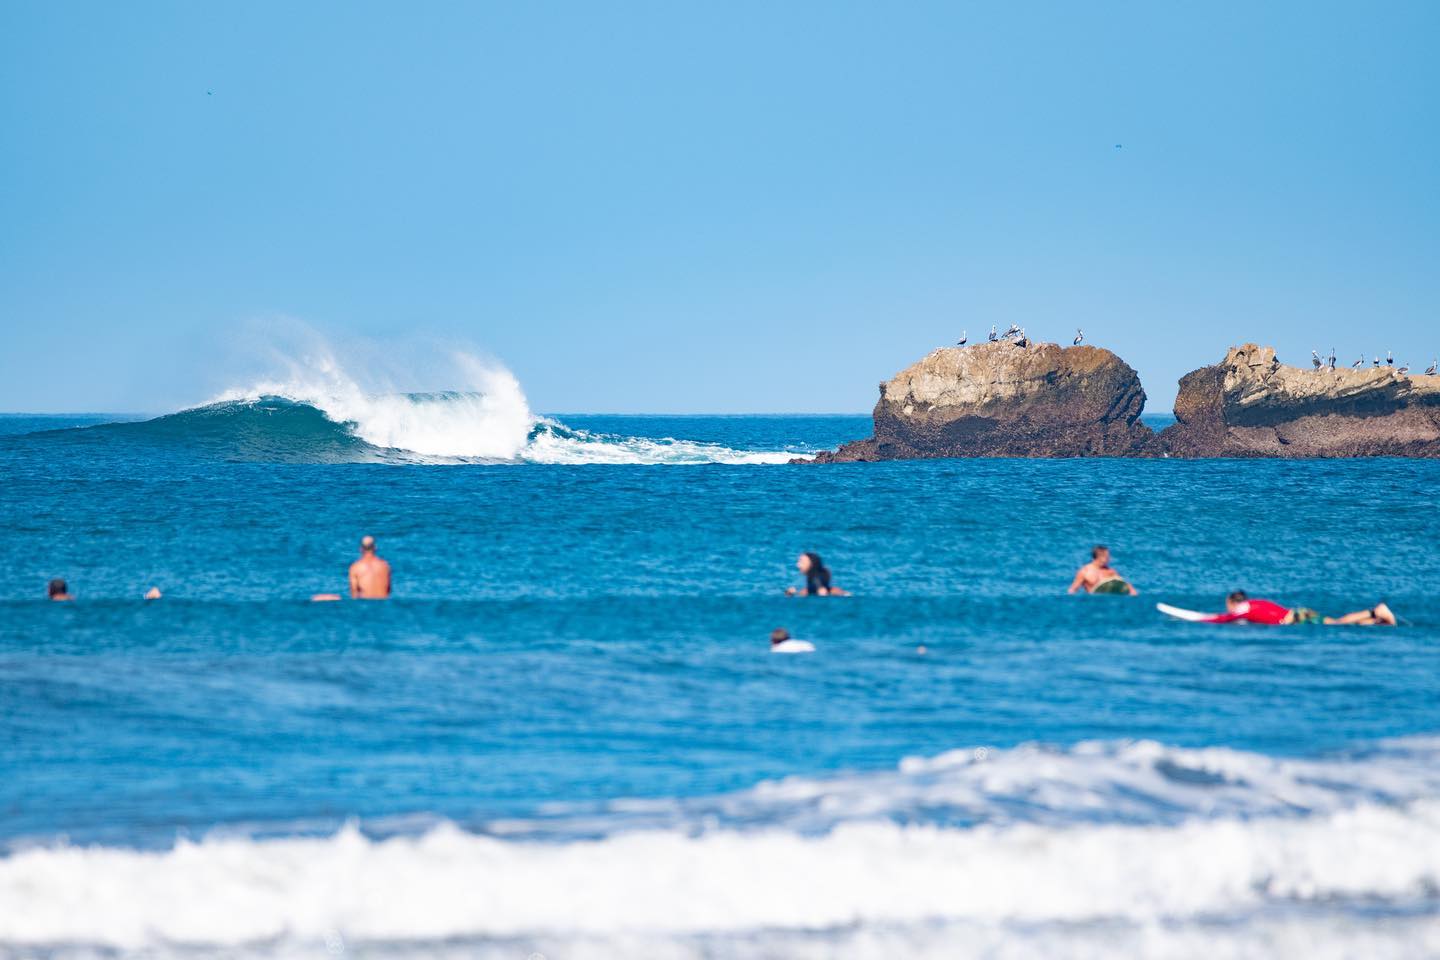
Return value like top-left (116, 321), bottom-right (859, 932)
top-left (1203, 591), bottom-right (1395, 626)
top-left (770, 628), bottom-right (815, 653)
top-left (786, 552), bottom-right (849, 597)
top-left (1067, 545), bottom-right (1137, 595)
top-left (47, 578), bottom-right (73, 602)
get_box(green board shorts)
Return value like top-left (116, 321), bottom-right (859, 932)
top-left (1291, 607), bottom-right (1323, 625)
top-left (1092, 579), bottom-right (1132, 595)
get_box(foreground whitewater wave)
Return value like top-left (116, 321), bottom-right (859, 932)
top-left (6, 737), bottom-right (1440, 958)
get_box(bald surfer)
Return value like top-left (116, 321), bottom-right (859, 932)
top-left (349, 535), bottom-right (392, 599)
top-left (1067, 545), bottom-right (1138, 595)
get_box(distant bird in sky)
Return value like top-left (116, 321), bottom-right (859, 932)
top-left (956, 330), bottom-right (967, 347)
top-left (1387, 350), bottom-right (1394, 366)
top-left (1073, 328), bottom-right (1084, 346)
top-left (988, 324), bottom-right (998, 342)
top-left (1426, 359), bottom-right (1437, 376)
top-left (1114, 144), bottom-right (1122, 150)
top-left (1311, 350), bottom-right (1322, 370)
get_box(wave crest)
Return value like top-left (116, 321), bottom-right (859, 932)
top-left (62, 355), bottom-right (806, 464)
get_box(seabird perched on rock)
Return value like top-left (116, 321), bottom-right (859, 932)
top-left (1374, 356), bottom-right (1381, 367)
top-left (1426, 359), bottom-right (1437, 376)
top-left (988, 324), bottom-right (998, 342)
top-left (1398, 362), bottom-right (1410, 375)
top-left (1387, 350), bottom-right (1394, 366)
top-left (1352, 355), bottom-right (1365, 368)
top-left (1311, 350), bottom-right (1322, 370)
top-left (1328, 349), bottom-right (1337, 370)
top-left (1016, 328), bottom-right (1030, 348)
top-left (956, 330), bottom-right (967, 347)
top-left (1001, 323), bottom-right (1022, 340)
top-left (1074, 328), bottom-right (1084, 345)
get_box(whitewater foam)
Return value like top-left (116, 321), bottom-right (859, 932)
top-left (210, 351), bottom-right (801, 464)
top-left (215, 351), bottom-right (534, 460)
top-left (5, 738), bottom-right (1440, 958)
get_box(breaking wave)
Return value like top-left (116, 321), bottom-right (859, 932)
top-left (99, 396), bottom-right (800, 464)
top-left (33, 364), bottom-right (806, 464)
top-left (4, 736), bottom-right (1440, 959)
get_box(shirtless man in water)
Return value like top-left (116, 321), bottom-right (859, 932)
top-left (349, 535), bottom-right (392, 599)
top-left (1067, 545), bottom-right (1138, 595)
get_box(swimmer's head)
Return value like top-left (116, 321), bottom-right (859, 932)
top-left (797, 552), bottom-right (824, 574)
top-left (1226, 590), bottom-right (1248, 611)
top-left (770, 628), bottom-right (791, 645)
top-left (47, 578), bottom-right (68, 599)
top-left (1091, 544), bottom-right (1110, 563)
top-left (360, 535), bottom-right (376, 554)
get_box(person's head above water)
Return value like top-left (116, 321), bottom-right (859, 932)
top-left (771, 628), bottom-right (791, 646)
top-left (360, 535), bottom-right (377, 555)
top-left (797, 552), bottom-right (831, 590)
top-left (47, 578), bottom-right (70, 601)
top-left (1226, 590), bottom-right (1249, 611)
top-left (1091, 544), bottom-right (1110, 564)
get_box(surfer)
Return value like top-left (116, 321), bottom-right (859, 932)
top-left (47, 578), bottom-right (73, 602)
top-left (770, 628), bottom-right (815, 653)
top-left (349, 535), bottom-right (392, 599)
top-left (786, 552), bottom-right (849, 597)
top-left (1201, 591), bottom-right (1396, 626)
top-left (1067, 545), bottom-right (1138, 595)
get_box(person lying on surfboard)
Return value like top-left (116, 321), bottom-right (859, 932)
top-left (1200, 590), bottom-right (1396, 626)
top-left (1067, 545), bottom-right (1138, 596)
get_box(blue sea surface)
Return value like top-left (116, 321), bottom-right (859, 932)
top-left (1, 404), bottom-right (1437, 958)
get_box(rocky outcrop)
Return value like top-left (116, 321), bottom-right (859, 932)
top-left (808, 340), bottom-right (1155, 461)
top-left (1158, 344), bottom-right (1440, 457)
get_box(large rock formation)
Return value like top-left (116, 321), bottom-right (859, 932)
top-left (1159, 344), bottom-right (1440, 457)
top-left (809, 340), bottom-right (1155, 461)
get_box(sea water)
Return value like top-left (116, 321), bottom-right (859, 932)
top-left (2, 389), bottom-right (1439, 958)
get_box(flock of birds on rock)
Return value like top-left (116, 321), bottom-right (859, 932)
top-left (1311, 348), bottom-right (1438, 377)
top-left (952, 329), bottom-right (1436, 377)
top-left (955, 324), bottom-right (1084, 350)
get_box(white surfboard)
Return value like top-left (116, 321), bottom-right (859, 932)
top-left (1156, 602), bottom-right (1212, 622)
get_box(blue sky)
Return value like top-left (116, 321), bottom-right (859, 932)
top-left (2, 1), bottom-right (1436, 413)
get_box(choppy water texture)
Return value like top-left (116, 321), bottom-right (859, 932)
top-left (2, 400), bottom-right (1439, 959)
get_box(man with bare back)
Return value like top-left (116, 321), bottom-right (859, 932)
top-left (349, 535), bottom-right (392, 599)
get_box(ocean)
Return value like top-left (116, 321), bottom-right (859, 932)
top-left (2, 389), bottom-right (1439, 959)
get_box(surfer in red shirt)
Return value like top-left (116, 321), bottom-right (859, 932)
top-left (1205, 591), bottom-right (1396, 626)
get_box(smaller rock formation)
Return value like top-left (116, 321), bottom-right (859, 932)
top-left (808, 340), bottom-right (1154, 461)
top-left (1159, 344), bottom-right (1440, 458)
